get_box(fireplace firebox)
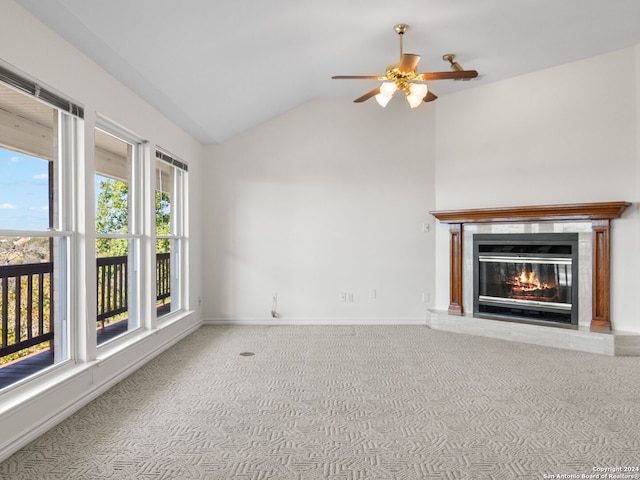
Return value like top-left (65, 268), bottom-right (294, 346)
top-left (473, 233), bottom-right (579, 325)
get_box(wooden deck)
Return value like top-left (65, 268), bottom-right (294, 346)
top-left (0, 349), bottom-right (55, 390)
top-left (97, 318), bottom-right (129, 345)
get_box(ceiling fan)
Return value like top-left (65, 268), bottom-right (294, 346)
top-left (332, 24), bottom-right (478, 108)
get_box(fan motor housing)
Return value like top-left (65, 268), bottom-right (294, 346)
top-left (385, 63), bottom-right (417, 90)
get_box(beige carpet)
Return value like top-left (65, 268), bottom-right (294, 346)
top-left (1, 325), bottom-right (639, 479)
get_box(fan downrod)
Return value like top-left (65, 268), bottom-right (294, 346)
top-left (393, 24), bottom-right (409, 58)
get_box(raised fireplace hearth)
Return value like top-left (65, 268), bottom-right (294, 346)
top-left (473, 233), bottom-right (578, 325)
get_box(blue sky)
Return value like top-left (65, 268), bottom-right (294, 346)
top-left (0, 147), bottom-right (49, 230)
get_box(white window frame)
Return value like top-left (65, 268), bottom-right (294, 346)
top-left (155, 148), bottom-right (188, 319)
top-left (0, 74), bottom-right (78, 387)
top-left (94, 119), bottom-right (145, 345)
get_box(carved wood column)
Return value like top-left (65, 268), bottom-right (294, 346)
top-left (448, 223), bottom-right (464, 315)
top-left (592, 219), bottom-right (611, 328)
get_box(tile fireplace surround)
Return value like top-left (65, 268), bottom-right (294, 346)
top-left (429, 202), bottom-right (640, 356)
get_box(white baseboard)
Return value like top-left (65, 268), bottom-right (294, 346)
top-left (202, 317), bottom-right (428, 326)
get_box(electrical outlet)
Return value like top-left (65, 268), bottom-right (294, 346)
top-left (369, 289), bottom-right (376, 299)
top-left (422, 292), bottom-right (430, 303)
top-left (347, 292), bottom-right (354, 303)
top-left (422, 223), bottom-right (431, 233)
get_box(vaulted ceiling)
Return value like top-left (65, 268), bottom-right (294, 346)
top-left (15, 0), bottom-right (640, 145)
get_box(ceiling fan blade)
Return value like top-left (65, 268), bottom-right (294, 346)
top-left (416, 70), bottom-right (478, 81)
top-left (423, 91), bottom-right (438, 102)
top-left (354, 87), bottom-right (381, 103)
top-left (398, 53), bottom-right (421, 73)
top-left (332, 75), bottom-right (386, 80)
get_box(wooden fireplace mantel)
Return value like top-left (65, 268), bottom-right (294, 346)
top-left (430, 201), bottom-right (630, 329)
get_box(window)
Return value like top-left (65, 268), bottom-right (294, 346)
top-left (0, 73), bottom-right (78, 388)
top-left (155, 149), bottom-right (187, 318)
top-left (0, 64), bottom-right (191, 391)
top-left (95, 125), bottom-right (142, 344)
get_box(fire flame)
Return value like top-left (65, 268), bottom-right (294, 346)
top-left (504, 268), bottom-right (558, 301)
top-left (512, 269), bottom-right (551, 292)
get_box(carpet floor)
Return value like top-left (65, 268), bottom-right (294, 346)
top-left (1, 325), bottom-right (639, 479)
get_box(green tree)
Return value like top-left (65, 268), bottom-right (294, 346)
top-left (155, 190), bottom-right (171, 254)
top-left (95, 179), bottom-right (171, 256)
top-left (96, 179), bottom-right (128, 257)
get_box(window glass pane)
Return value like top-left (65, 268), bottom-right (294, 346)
top-left (155, 162), bottom-right (173, 235)
top-left (95, 130), bottom-right (130, 235)
top-left (95, 127), bottom-right (138, 345)
top-left (155, 152), bottom-right (185, 320)
top-left (0, 235), bottom-right (51, 263)
top-left (0, 150), bottom-right (50, 231)
top-left (95, 175), bottom-right (128, 235)
top-left (0, 236), bottom-right (54, 369)
top-left (155, 239), bottom-right (172, 317)
top-left (96, 238), bottom-right (131, 345)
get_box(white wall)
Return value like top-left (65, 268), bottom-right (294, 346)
top-left (0, 0), bottom-right (204, 461)
top-left (204, 97), bottom-right (436, 323)
top-left (434, 47), bottom-right (640, 331)
top-left (204, 47), bottom-right (640, 332)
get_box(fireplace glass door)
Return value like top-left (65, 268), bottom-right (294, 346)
top-left (478, 256), bottom-right (572, 308)
top-left (473, 234), bottom-right (578, 325)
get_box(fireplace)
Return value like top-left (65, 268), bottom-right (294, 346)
top-left (431, 202), bottom-right (630, 329)
top-left (473, 233), bottom-right (579, 325)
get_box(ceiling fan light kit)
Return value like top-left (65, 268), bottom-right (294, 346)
top-left (407, 83), bottom-right (428, 108)
top-left (332, 24), bottom-right (478, 108)
top-left (374, 82), bottom-right (397, 107)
